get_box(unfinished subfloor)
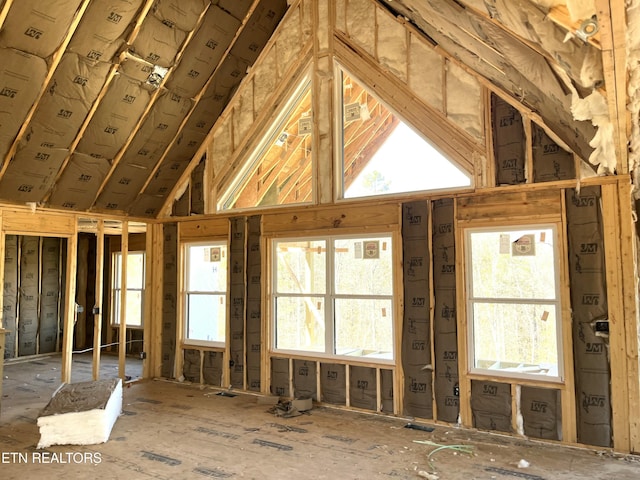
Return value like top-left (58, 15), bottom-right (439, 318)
top-left (1, 357), bottom-right (639, 479)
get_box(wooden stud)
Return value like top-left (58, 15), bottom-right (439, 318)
top-left (523, 116), bottom-right (534, 184)
top-left (0, 216), bottom-right (5, 357)
top-left (142, 223), bottom-right (153, 379)
top-left (92, 219), bottom-right (105, 380)
top-left (151, 223), bottom-right (164, 378)
top-left (174, 224), bottom-right (185, 380)
top-left (0, 0), bottom-right (14, 30)
top-left (118, 221), bottom-right (129, 381)
top-left (61, 228), bottom-right (78, 384)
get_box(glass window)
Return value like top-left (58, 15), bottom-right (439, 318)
top-left (184, 242), bottom-right (228, 345)
top-left (273, 235), bottom-right (394, 361)
top-left (111, 251), bottom-right (145, 328)
top-left (466, 225), bottom-right (562, 381)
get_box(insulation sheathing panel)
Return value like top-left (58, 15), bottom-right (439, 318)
top-left (532, 124), bottom-right (576, 182)
top-left (270, 357), bottom-right (289, 397)
top-left (274, 5), bottom-right (302, 78)
top-left (3, 235), bottom-right (18, 359)
top-left (492, 94), bottom-right (526, 185)
top-left (432, 198), bottom-right (459, 423)
top-left (0, 0), bottom-right (82, 58)
top-left (229, 217), bottom-right (246, 388)
top-left (183, 348), bottom-right (201, 382)
top-left (218, 0), bottom-right (253, 22)
top-left (446, 62), bottom-right (483, 142)
top-left (293, 359), bottom-right (317, 400)
top-left (380, 369), bottom-right (394, 414)
top-left (166, 5), bottom-right (241, 98)
top-left (376, 10), bottom-right (407, 82)
top-left (203, 351), bottom-right (224, 386)
top-left (138, 89), bottom-right (193, 147)
top-left (349, 366), bottom-right (377, 411)
top-left (401, 201), bottom-right (432, 419)
top-left (184, 82), bottom-right (232, 136)
top-left (520, 386), bottom-right (561, 440)
top-left (131, 15), bottom-right (187, 68)
top-left (172, 186), bottom-right (190, 216)
top-left (95, 163), bottom-right (151, 212)
top-left (18, 237), bottom-right (40, 356)
top-left (230, 0), bottom-right (288, 63)
top-left (0, 48), bottom-right (48, 159)
top-left (49, 153), bottom-right (112, 210)
top-left (77, 74), bottom-right (151, 160)
top-left (471, 380), bottom-right (512, 433)
top-left (345, 0), bottom-right (375, 58)
top-left (161, 223), bottom-right (178, 378)
top-left (68, 0), bottom-right (144, 63)
top-left (129, 193), bottom-right (168, 217)
top-left (409, 36), bottom-right (444, 112)
top-left (245, 215), bottom-right (262, 391)
top-left (565, 186), bottom-right (611, 448)
top-left (320, 363), bottom-right (346, 405)
top-left (190, 159), bottom-right (205, 214)
top-left (39, 238), bottom-right (61, 354)
top-left (0, 147), bottom-right (68, 203)
top-left (151, 0), bottom-right (208, 32)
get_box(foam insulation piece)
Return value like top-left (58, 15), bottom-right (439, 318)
top-left (344, 0), bottom-right (375, 58)
top-left (232, 83), bottom-right (255, 151)
top-left (409, 37), bottom-right (443, 112)
top-left (183, 349), bottom-right (201, 382)
top-left (293, 360), bottom-right (317, 400)
top-left (231, 1), bottom-right (288, 66)
top-left (627, 2), bottom-right (640, 175)
top-left (471, 380), bottom-right (512, 433)
top-left (190, 159), bottom-right (205, 214)
top-left (49, 154), bottom-right (111, 210)
top-left (68, 0), bottom-right (144, 63)
top-left (3, 235), bottom-right (18, 359)
top-left (167, 5), bottom-right (241, 98)
top-left (252, 47), bottom-right (278, 113)
top-left (565, 186), bottom-right (611, 447)
top-left (77, 74), bottom-right (151, 160)
top-left (492, 94), bottom-right (526, 185)
top-left (349, 366), bottom-right (377, 411)
top-left (229, 217), bottom-right (246, 388)
top-left (520, 386), bottom-right (561, 440)
top-left (446, 63), bottom-right (483, 142)
top-left (37, 379), bottom-right (122, 448)
top-left (151, 0), bottom-right (208, 31)
top-left (218, 0), bottom-right (253, 22)
top-left (274, 5), bottom-right (302, 77)
top-left (380, 369), bottom-right (393, 413)
top-left (131, 15), bottom-right (187, 68)
top-left (18, 237), bottom-right (40, 356)
top-left (431, 198), bottom-right (459, 423)
top-left (0, 48), bottom-right (48, 159)
top-left (39, 238), bottom-right (61, 354)
top-left (376, 10), bottom-right (407, 82)
top-left (0, 0), bottom-right (82, 58)
top-left (203, 351), bottom-right (223, 386)
top-left (532, 123), bottom-right (576, 182)
top-left (0, 146), bottom-right (68, 203)
top-left (270, 357), bottom-right (290, 397)
top-left (161, 223), bottom-right (177, 378)
top-left (320, 363), bottom-right (346, 405)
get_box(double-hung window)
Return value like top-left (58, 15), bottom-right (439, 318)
top-left (184, 242), bottom-right (228, 346)
top-left (273, 234), bottom-right (394, 361)
top-left (466, 225), bottom-right (563, 381)
top-left (111, 251), bottom-right (145, 328)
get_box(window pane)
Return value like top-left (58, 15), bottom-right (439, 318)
top-left (126, 253), bottom-right (145, 289)
top-left (334, 237), bottom-right (392, 295)
top-left (472, 302), bottom-right (558, 377)
top-left (275, 296), bottom-right (325, 352)
top-left (188, 244), bottom-right (227, 292)
top-left (125, 290), bottom-right (143, 327)
top-left (335, 298), bottom-right (393, 359)
top-left (470, 228), bottom-right (556, 299)
top-left (187, 293), bottom-right (226, 342)
top-left (275, 240), bottom-right (326, 294)
top-left (113, 254), bottom-right (122, 289)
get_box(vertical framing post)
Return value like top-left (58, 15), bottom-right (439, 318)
top-left (92, 219), bottom-right (105, 380)
top-left (61, 227), bottom-right (78, 384)
top-left (118, 221), bottom-right (129, 380)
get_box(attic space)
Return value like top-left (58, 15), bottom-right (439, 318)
top-left (1, 0), bottom-right (640, 478)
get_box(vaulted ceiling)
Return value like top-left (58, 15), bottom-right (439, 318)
top-left (0, 0), bottom-right (632, 218)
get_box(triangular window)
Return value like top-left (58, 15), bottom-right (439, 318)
top-left (340, 68), bottom-right (472, 199)
top-left (220, 74), bottom-right (313, 210)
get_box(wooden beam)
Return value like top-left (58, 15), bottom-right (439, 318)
top-left (118, 221), bottom-right (129, 380)
top-left (151, 223), bottom-right (164, 378)
top-left (0, 0), bottom-right (14, 30)
top-left (92, 219), bottom-right (105, 380)
top-left (0, 0), bottom-right (92, 180)
top-left (142, 223), bottom-right (153, 379)
top-left (61, 228), bottom-right (78, 384)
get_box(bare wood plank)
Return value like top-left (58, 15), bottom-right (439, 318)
top-left (456, 189), bottom-right (562, 222)
top-left (119, 221), bottom-right (129, 380)
top-left (546, 5), bottom-right (601, 49)
top-left (151, 223), bottom-right (164, 378)
top-left (92, 219), bottom-right (105, 380)
top-left (0, 0), bottom-right (13, 30)
top-left (179, 217), bottom-right (229, 240)
top-left (142, 224), bottom-right (152, 379)
top-left (1, 211), bottom-right (76, 236)
top-left (61, 225), bottom-right (78, 383)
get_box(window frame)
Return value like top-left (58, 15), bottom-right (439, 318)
top-left (183, 240), bottom-right (229, 348)
top-left (271, 232), bottom-right (396, 364)
top-left (465, 223), bottom-right (564, 383)
top-left (111, 250), bottom-right (146, 329)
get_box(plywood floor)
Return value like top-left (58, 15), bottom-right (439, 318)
top-left (1, 356), bottom-right (639, 480)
